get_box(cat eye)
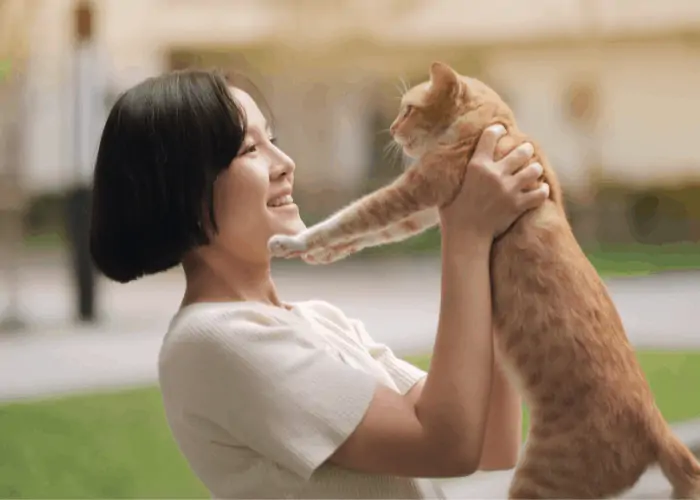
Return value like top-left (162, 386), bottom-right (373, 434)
top-left (403, 105), bottom-right (414, 117)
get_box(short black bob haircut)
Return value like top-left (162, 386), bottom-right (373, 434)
top-left (90, 68), bottom-right (264, 283)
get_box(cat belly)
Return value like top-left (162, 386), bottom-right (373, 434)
top-left (490, 205), bottom-right (661, 498)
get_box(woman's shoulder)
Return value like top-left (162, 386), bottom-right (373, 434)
top-left (164, 301), bottom-right (290, 346)
top-left (159, 301), bottom-right (302, 381)
top-left (160, 299), bottom-right (359, 359)
top-left (294, 300), bottom-right (352, 328)
top-left (156, 299), bottom-right (375, 412)
top-left (161, 300), bottom-right (337, 345)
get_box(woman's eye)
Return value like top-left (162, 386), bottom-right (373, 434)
top-left (243, 144), bottom-right (258, 155)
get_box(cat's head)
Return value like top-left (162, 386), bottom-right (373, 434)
top-left (390, 61), bottom-right (513, 158)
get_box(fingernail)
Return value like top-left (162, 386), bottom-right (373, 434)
top-left (520, 143), bottom-right (534, 156)
top-left (531, 162), bottom-right (543, 175)
top-left (542, 182), bottom-right (550, 195)
top-left (487, 124), bottom-right (506, 135)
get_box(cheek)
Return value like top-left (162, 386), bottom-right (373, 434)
top-left (212, 166), bottom-right (269, 233)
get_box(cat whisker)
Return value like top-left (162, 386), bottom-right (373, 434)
top-left (381, 141), bottom-right (396, 160)
top-left (381, 141), bottom-right (396, 161)
top-left (383, 140), bottom-right (404, 166)
top-left (399, 76), bottom-right (410, 95)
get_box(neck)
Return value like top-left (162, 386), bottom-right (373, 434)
top-left (181, 249), bottom-right (284, 309)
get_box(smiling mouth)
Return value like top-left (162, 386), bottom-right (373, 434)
top-left (267, 194), bottom-right (294, 208)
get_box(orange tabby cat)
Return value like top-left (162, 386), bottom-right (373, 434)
top-left (268, 62), bottom-right (700, 499)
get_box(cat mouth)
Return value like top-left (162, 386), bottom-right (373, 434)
top-left (395, 136), bottom-right (415, 150)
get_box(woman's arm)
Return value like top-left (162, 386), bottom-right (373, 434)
top-left (404, 349), bottom-right (523, 472)
top-left (415, 230), bottom-right (496, 468)
top-left (478, 353), bottom-right (523, 470)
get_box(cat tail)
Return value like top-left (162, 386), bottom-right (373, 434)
top-left (655, 424), bottom-right (700, 499)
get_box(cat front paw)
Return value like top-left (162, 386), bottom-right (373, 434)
top-left (267, 234), bottom-right (309, 258)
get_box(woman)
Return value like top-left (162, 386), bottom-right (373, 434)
top-left (90, 69), bottom-right (548, 499)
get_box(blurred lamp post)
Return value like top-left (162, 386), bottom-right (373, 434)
top-left (65, 0), bottom-right (100, 323)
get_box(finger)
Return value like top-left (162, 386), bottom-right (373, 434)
top-left (472, 124), bottom-right (507, 163)
top-left (512, 162), bottom-right (543, 189)
top-left (517, 182), bottom-right (550, 211)
top-left (498, 142), bottom-right (535, 175)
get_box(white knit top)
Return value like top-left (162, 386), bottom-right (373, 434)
top-left (158, 299), bottom-right (446, 499)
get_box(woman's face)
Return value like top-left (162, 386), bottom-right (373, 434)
top-left (208, 88), bottom-right (305, 263)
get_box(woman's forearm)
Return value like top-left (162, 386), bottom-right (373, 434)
top-left (415, 230), bottom-right (495, 472)
top-left (478, 351), bottom-right (523, 470)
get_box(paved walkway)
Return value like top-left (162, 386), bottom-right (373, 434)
top-left (1, 257), bottom-right (699, 401)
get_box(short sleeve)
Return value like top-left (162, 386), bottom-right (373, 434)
top-left (349, 319), bottom-right (427, 394)
top-left (159, 310), bottom-right (378, 481)
top-left (300, 301), bottom-right (428, 395)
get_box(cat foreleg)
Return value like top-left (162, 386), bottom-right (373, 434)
top-left (303, 208), bottom-right (439, 264)
top-left (268, 172), bottom-right (437, 259)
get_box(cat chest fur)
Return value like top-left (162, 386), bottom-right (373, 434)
top-left (488, 202), bottom-right (628, 407)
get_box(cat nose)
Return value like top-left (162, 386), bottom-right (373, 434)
top-left (389, 123), bottom-right (397, 136)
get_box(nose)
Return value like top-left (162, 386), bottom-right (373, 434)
top-left (389, 121), bottom-right (398, 136)
top-left (271, 150), bottom-right (296, 180)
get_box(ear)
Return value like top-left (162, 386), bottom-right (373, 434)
top-left (429, 61), bottom-right (459, 96)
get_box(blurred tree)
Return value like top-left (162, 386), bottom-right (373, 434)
top-left (0, 0), bottom-right (38, 332)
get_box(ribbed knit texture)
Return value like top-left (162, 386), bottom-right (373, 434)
top-left (158, 299), bottom-right (445, 499)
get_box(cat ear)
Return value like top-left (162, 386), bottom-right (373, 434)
top-left (429, 61), bottom-right (459, 96)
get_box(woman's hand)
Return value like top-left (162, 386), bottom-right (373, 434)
top-left (440, 124), bottom-right (550, 241)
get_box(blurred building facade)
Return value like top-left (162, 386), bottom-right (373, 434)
top-left (5, 0), bottom-right (700, 244)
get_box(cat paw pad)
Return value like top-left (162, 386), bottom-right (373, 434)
top-left (267, 235), bottom-right (308, 257)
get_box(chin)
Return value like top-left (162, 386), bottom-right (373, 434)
top-left (402, 148), bottom-right (418, 159)
top-left (402, 142), bottom-right (428, 160)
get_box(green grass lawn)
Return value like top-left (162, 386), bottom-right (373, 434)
top-left (586, 243), bottom-right (700, 276)
top-left (360, 235), bottom-right (700, 277)
top-left (1, 350), bottom-right (699, 498)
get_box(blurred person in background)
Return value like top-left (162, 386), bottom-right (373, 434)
top-left (89, 68), bottom-right (548, 499)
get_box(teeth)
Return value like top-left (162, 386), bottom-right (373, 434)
top-left (268, 194), bottom-right (293, 207)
